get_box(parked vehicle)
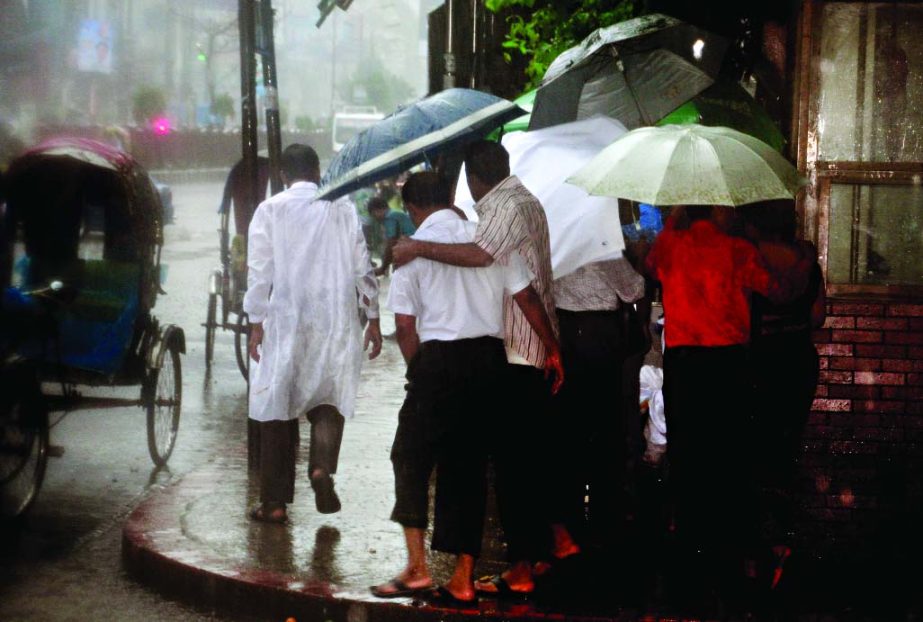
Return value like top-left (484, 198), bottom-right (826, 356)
top-left (332, 106), bottom-right (384, 153)
top-left (0, 138), bottom-right (185, 519)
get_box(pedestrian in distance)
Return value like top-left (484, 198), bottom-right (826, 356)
top-left (244, 143), bottom-right (382, 524)
top-left (366, 195), bottom-right (416, 277)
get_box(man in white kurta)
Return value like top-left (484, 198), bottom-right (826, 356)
top-left (244, 144), bottom-right (381, 522)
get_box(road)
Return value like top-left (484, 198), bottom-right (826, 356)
top-left (0, 180), bottom-right (399, 621)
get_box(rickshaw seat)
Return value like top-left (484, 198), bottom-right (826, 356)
top-left (14, 258), bottom-right (141, 375)
top-left (69, 260), bottom-right (140, 323)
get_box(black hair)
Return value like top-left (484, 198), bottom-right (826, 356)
top-left (281, 143), bottom-right (319, 182)
top-left (685, 205), bottom-right (713, 222)
top-left (463, 140), bottom-right (509, 186)
top-left (367, 196), bottom-right (389, 212)
top-left (740, 200), bottom-right (797, 242)
top-left (401, 171), bottom-right (451, 208)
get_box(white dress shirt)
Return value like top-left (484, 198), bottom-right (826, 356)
top-left (388, 209), bottom-right (532, 343)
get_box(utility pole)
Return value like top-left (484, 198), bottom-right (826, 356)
top-left (238, 0), bottom-right (260, 468)
top-left (330, 10), bottom-right (337, 123)
top-left (444, 0), bottom-right (455, 89)
top-left (258, 0), bottom-right (284, 194)
top-left (238, 0), bottom-right (259, 225)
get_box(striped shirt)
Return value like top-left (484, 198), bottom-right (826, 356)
top-left (474, 176), bottom-right (557, 368)
top-left (554, 257), bottom-right (646, 312)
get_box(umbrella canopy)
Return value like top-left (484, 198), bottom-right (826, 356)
top-left (502, 89), bottom-right (536, 134)
top-left (657, 82), bottom-right (786, 152)
top-left (318, 88), bottom-right (524, 201)
top-left (567, 124), bottom-right (805, 207)
top-left (456, 116), bottom-right (629, 279)
top-left (529, 14), bottom-right (727, 131)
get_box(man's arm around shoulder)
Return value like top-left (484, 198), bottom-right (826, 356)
top-left (392, 237), bottom-right (494, 269)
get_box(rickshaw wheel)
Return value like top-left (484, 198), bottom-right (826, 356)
top-left (146, 342), bottom-right (182, 466)
top-left (205, 292), bottom-right (217, 367)
top-left (234, 312), bottom-right (250, 381)
top-left (0, 370), bottom-right (49, 520)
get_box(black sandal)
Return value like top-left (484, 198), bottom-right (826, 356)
top-left (370, 578), bottom-right (431, 599)
top-left (422, 586), bottom-right (477, 609)
top-left (474, 575), bottom-right (532, 598)
top-left (248, 503), bottom-right (288, 524)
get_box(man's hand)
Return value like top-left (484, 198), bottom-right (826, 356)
top-left (248, 322), bottom-right (264, 363)
top-left (391, 236), bottom-right (418, 268)
top-left (364, 319), bottom-right (383, 360)
top-left (544, 350), bottom-right (565, 395)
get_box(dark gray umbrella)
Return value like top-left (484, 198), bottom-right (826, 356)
top-left (529, 13), bottom-right (727, 131)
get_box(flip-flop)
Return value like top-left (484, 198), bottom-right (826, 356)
top-left (369, 578), bottom-right (431, 599)
top-left (248, 504), bottom-right (287, 524)
top-left (421, 585), bottom-right (477, 609)
top-left (474, 574), bottom-right (532, 599)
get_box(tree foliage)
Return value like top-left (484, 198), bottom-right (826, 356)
top-left (485, 0), bottom-right (640, 89)
top-left (342, 53), bottom-right (415, 115)
top-left (132, 86), bottom-right (167, 125)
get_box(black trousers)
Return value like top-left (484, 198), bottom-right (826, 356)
top-left (491, 363), bottom-right (553, 562)
top-left (551, 308), bottom-right (627, 547)
top-left (751, 335), bottom-right (819, 544)
top-left (662, 345), bottom-right (756, 560)
top-left (257, 405), bottom-right (345, 506)
top-left (415, 336), bottom-right (507, 557)
top-left (389, 378), bottom-right (433, 529)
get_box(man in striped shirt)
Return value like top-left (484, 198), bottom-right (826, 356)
top-left (393, 140), bottom-right (574, 596)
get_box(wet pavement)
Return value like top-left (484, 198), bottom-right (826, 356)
top-left (0, 181), bottom-right (253, 621)
top-left (4, 180), bottom-right (920, 622)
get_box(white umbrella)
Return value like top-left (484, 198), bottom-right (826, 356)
top-left (567, 124), bottom-right (806, 206)
top-left (455, 116), bottom-right (628, 279)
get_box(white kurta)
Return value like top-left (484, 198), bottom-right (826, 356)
top-left (243, 181), bottom-right (379, 422)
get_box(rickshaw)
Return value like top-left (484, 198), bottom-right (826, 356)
top-left (204, 156), bottom-right (268, 380)
top-left (0, 138), bottom-right (185, 519)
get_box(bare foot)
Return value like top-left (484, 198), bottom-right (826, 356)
top-left (551, 523), bottom-right (581, 559)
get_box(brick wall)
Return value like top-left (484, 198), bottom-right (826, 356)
top-left (801, 300), bottom-right (923, 559)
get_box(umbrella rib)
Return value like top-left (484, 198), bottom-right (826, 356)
top-left (711, 130), bottom-right (802, 204)
top-left (697, 135), bottom-right (735, 206)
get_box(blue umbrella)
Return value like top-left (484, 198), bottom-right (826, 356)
top-left (318, 88), bottom-right (524, 201)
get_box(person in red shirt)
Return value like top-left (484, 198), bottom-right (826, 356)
top-left (645, 204), bottom-right (798, 608)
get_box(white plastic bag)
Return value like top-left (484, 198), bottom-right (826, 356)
top-left (639, 364), bottom-right (667, 462)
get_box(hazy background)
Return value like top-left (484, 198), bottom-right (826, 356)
top-left (0, 0), bottom-right (442, 152)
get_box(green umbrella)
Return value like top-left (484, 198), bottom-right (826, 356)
top-left (657, 82), bottom-right (785, 152)
top-left (503, 89), bottom-right (536, 134)
top-left (486, 89), bottom-right (535, 140)
top-left (567, 124), bottom-right (805, 207)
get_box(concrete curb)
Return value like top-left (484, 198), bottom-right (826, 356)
top-left (121, 463), bottom-right (629, 622)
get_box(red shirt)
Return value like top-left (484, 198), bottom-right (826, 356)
top-left (647, 220), bottom-right (773, 348)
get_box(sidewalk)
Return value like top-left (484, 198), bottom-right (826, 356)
top-left (121, 437), bottom-right (919, 622)
top-left (120, 314), bottom-right (916, 622)
top-left (120, 328), bottom-right (671, 622)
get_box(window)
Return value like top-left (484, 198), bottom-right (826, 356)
top-left (809, 3), bottom-right (923, 294)
top-left (824, 177), bottom-right (923, 288)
